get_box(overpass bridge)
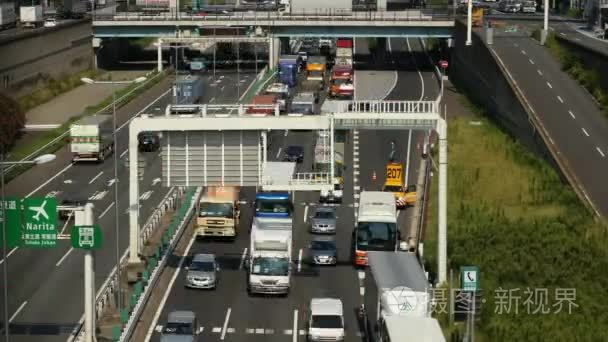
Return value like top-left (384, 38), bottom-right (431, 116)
top-left (127, 100), bottom-right (449, 284)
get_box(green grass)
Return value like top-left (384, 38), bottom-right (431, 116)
top-left (4, 70), bottom-right (168, 182)
top-left (424, 97), bottom-right (608, 341)
top-left (532, 29), bottom-right (608, 117)
top-left (239, 68), bottom-right (277, 104)
top-left (17, 70), bottom-right (104, 113)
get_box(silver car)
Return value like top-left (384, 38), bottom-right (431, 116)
top-left (309, 207), bottom-right (337, 234)
top-left (185, 253), bottom-right (220, 289)
top-left (309, 236), bottom-right (338, 266)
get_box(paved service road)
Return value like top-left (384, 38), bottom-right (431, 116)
top-left (137, 40), bottom-right (438, 342)
top-left (489, 31), bottom-right (608, 217)
top-left (0, 70), bottom-right (255, 342)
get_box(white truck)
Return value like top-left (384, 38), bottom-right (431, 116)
top-left (379, 316), bottom-right (446, 342)
top-left (363, 251), bottom-right (432, 342)
top-left (19, 5), bottom-right (42, 28)
top-left (247, 217), bottom-right (293, 295)
top-left (0, 2), bottom-right (16, 30)
top-left (70, 115), bottom-right (114, 162)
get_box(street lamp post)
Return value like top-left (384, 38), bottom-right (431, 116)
top-left (80, 76), bottom-right (146, 315)
top-left (1, 153), bottom-right (56, 342)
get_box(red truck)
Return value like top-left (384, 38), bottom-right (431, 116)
top-left (329, 65), bottom-right (354, 99)
top-left (247, 94), bottom-right (278, 115)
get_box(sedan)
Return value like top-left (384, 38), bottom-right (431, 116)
top-left (309, 207), bottom-right (337, 234)
top-left (284, 145), bottom-right (304, 163)
top-left (309, 236), bottom-right (337, 266)
top-left (185, 253), bottom-right (220, 289)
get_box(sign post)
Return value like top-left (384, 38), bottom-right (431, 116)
top-left (74, 203), bottom-right (97, 342)
top-left (22, 198), bottom-right (58, 247)
top-left (461, 266), bottom-right (480, 342)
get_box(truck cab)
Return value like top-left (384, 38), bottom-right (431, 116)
top-left (382, 162), bottom-right (416, 209)
top-left (254, 192), bottom-right (293, 218)
top-left (264, 83), bottom-right (290, 113)
top-left (306, 56), bottom-right (327, 84)
top-left (247, 94), bottom-right (278, 115)
top-left (329, 66), bottom-right (354, 99)
top-left (291, 92), bottom-right (318, 115)
top-left (195, 187), bottom-right (240, 239)
top-left (279, 55), bottom-right (300, 88)
top-left (308, 298), bottom-right (345, 341)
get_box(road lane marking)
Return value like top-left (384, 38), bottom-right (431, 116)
top-left (246, 328), bottom-right (255, 334)
top-left (26, 163), bottom-right (73, 198)
top-left (560, 32), bottom-right (566, 36)
top-left (405, 130), bottom-right (413, 184)
top-left (293, 310), bottom-right (298, 342)
top-left (120, 149), bottom-right (128, 158)
top-left (597, 147), bottom-right (605, 158)
top-left (63, 179), bottom-right (72, 184)
top-left (9, 301), bottom-right (27, 322)
top-left (284, 130), bottom-right (289, 137)
top-left (582, 128), bottom-right (589, 137)
top-left (88, 171), bottom-right (104, 184)
top-left (568, 110), bottom-right (576, 119)
top-left (514, 43), bottom-right (519, 47)
top-left (299, 329), bottom-right (306, 335)
top-left (303, 205), bottom-right (308, 223)
top-left (210, 97), bottom-right (215, 103)
top-left (56, 248), bottom-right (74, 267)
top-left (239, 248), bottom-right (248, 270)
top-left (99, 202), bottom-right (115, 219)
top-left (108, 178), bottom-right (117, 187)
top-left (212, 327), bottom-right (222, 333)
top-left (221, 86), bottom-right (225, 91)
top-left (140, 191), bottom-right (153, 201)
top-left (354, 157), bottom-right (359, 163)
top-left (45, 190), bottom-right (61, 198)
top-left (547, 82), bottom-right (552, 89)
top-left (227, 328), bottom-right (235, 333)
top-left (60, 212), bottom-right (74, 234)
top-left (0, 247), bottom-right (17, 265)
top-left (557, 96), bottom-right (564, 103)
top-left (152, 178), bottom-right (161, 186)
top-left (521, 50), bottom-right (527, 55)
top-left (89, 190), bottom-right (109, 201)
top-left (537, 69), bottom-right (543, 76)
top-left (144, 235), bottom-right (196, 342)
top-left (276, 147), bottom-right (282, 159)
top-left (255, 328), bottom-right (264, 334)
top-left (529, 59), bottom-right (535, 65)
top-left (220, 308), bottom-right (232, 340)
top-left (297, 248), bottom-right (303, 272)
top-left (354, 186), bottom-right (360, 191)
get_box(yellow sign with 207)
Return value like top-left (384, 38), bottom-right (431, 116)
top-left (385, 163), bottom-right (403, 184)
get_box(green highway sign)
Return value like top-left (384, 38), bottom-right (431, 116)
top-left (0, 197), bottom-right (22, 248)
top-left (71, 225), bottom-right (102, 250)
top-left (22, 198), bottom-right (58, 248)
top-left (461, 266), bottom-right (480, 292)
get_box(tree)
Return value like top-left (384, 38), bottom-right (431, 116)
top-left (0, 93), bottom-right (25, 154)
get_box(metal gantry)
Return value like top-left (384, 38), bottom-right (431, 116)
top-left (127, 100), bottom-right (448, 284)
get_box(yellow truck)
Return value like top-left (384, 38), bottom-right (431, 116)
top-left (382, 162), bottom-right (416, 209)
top-left (195, 186), bottom-right (240, 239)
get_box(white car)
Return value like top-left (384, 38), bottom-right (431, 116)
top-left (43, 18), bottom-right (56, 27)
top-left (308, 298), bottom-right (344, 341)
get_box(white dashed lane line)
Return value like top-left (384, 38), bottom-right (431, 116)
top-left (529, 59), bottom-right (535, 65)
top-left (582, 128), bottom-right (589, 137)
top-left (521, 50), bottom-right (527, 55)
top-left (557, 96), bottom-right (564, 103)
top-left (537, 69), bottom-right (543, 76)
top-left (547, 82), bottom-right (552, 89)
top-left (568, 110), bottom-right (576, 119)
top-left (88, 171), bottom-right (103, 184)
top-left (597, 147), bottom-right (606, 158)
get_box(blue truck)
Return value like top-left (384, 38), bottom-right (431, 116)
top-left (254, 192), bottom-right (293, 218)
top-left (278, 55), bottom-right (300, 88)
top-left (174, 74), bottom-right (203, 105)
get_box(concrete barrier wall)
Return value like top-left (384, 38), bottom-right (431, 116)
top-left (0, 21), bottom-right (92, 95)
top-left (555, 36), bottom-right (608, 98)
top-left (448, 21), bottom-right (559, 170)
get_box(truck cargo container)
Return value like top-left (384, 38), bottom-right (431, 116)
top-left (379, 316), bottom-right (446, 342)
top-left (20, 5), bottom-right (43, 28)
top-left (0, 2), bottom-right (16, 30)
top-left (278, 55), bottom-right (299, 88)
top-left (264, 83), bottom-right (290, 113)
top-left (174, 74), bottom-right (203, 105)
top-left (247, 94), bottom-right (278, 115)
top-left (291, 92), bottom-right (317, 115)
top-left (336, 38), bottom-right (353, 49)
top-left (195, 186), bottom-right (240, 239)
top-left (70, 115), bottom-right (114, 162)
top-left (364, 251), bottom-right (431, 341)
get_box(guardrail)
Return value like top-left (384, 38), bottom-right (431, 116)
top-left (166, 103), bottom-right (281, 116)
top-left (118, 186), bottom-right (201, 342)
top-left (93, 7), bottom-right (454, 22)
top-left (69, 186), bottom-right (185, 342)
top-left (2, 70), bottom-right (164, 178)
top-left (343, 100), bottom-right (440, 114)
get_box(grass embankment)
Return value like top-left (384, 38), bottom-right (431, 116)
top-left (18, 70), bottom-right (103, 113)
top-left (532, 29), bottom-right (608, 117)
top-left (5, 70), bottom-right (167, 182)
top-left (239, 68), bottom-right (277, 104)
top-left (424, 98), bottom-right (608, 341)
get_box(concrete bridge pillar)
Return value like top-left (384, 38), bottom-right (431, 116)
top-left (269, 37), bottom-right (280, 69)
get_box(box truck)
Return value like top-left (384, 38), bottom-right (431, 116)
top-left (20, 5), bottom-right (43, 28)
top-left (70, 115), bottom-right (114, 162)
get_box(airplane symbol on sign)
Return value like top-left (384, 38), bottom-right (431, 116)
top-left (29, 200), bottom-right (49, 221)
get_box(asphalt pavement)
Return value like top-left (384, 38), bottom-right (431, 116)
top-left (0, 70), bottom-right (256, 341)
top-left (489, 30), bottom-right (608, 217)
top-left (137, 38), bottom-right (439, 342)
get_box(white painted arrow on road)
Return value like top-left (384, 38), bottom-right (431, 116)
top-left (89, 190), bottom-right (109, 201)
top-left (152, 178), bottom-right (161, 186)
top-left (45, 191), bottom-right (61, 198)
top-left (107, 179), bottom-right (116, 187)
top-left (140, 191), bottom-right (153, 201)
top-left (63, 179), bottom-right (73, 184)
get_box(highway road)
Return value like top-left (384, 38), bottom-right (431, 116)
top-left (136, 38), bottom-right (439, 342)
top-left (489, 28), bottom-right (608, 217)
top-left (549, 22), bottom-right (608, 57)
top-left (0, 70), bottom-right (256, 341)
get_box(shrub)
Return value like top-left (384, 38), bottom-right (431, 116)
top-left (0, 93), bottom-right (26, 153)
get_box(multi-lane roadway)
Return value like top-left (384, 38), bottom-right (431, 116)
top-left (1, 70), bottom-right (257, 341)
top-left (136, 37), bottom-right (440, 342)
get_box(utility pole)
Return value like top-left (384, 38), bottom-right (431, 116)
top-left (76, 203), bottom-right (96, 342)
top-left (466, 0), bottom-right (473, 45)
top-left (541, 0), bottom-right (549, 45)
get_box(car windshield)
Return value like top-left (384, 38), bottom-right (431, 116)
top-left (308, 70), bottom-right (324, 78)
top-left (251, 257), bottom-right (289, 276)
top-left (314, 210), bottom-right (335, 219)
top-left (384, 185), bottom-right (403, 192)
top-left (287, 146), bottom-right (303, 155)
top-left (163, 322), bottom-right (193, 335)
top-left (311, 240), bottom-right (336, 250)
top-left (255, 199), bottom-right (292, 216)
top-left (311, 315), bottom-right (343, 329)
top-left (199, 202), bottom-right (233, 218)
top-left (356, 222), bottom-right (397, 251)
top-left (190, 261), bottom-right (215, 272)
top-left (332, 78), bottom-right (350, 86)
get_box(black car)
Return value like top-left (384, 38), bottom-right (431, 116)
top-left (59, 192), bottom-right (88, 220)
top-left (284, 145), bottom-right (304, 163)
top-left (308, 236), bottom-right (338, 266)
top-left (138, 132), bottom-right (160, 152)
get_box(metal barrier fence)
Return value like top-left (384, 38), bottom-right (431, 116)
top-left (166, 103), bottom-right (281, 117)
top-left (344, 100), bottom-right (440, 114)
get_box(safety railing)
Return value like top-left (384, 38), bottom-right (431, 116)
top-left (166, 103), bottom-right (281, 117)
top-left (343, 100), bottom-right (440, 114)
top-left (69, 186), bottom-right (186, 342)
top-left (93, 7), bottom-right (454, 22)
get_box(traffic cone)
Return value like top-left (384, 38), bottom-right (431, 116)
top-left (372, 171), bottom-right (377, 181)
